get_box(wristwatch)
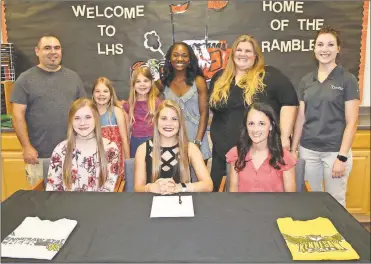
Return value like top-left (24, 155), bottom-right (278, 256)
top-left (193, 139), bottom-right (202, 146)
top-left (337, 154), bottom-right (348, 162)
top-left (181, 182), bottom-right (187, 192)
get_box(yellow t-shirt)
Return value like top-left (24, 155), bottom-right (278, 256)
top-left (277, 217), bottom-right (360, 260)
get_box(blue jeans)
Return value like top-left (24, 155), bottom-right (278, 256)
top-left (130, 136), bottom-right (152, 158)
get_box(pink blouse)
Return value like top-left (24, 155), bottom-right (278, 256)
top-left (226, 147), bottom-right (296, 192)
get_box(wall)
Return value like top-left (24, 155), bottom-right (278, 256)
top-left (363, 4), bottom-right (370, 106)
top-left (1, 1), bottom-right (6, 43)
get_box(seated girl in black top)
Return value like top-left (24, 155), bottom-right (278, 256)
top-left (134, 100), bottom-right (213, 194)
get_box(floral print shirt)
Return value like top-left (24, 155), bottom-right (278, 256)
top-left (46, 138), bottom-right (119, 192)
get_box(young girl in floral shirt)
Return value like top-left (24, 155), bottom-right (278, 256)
top-left (46, 98), bottom-right (120, 192)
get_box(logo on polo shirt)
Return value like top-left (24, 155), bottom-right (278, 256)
top-left (330, 85), bottom-right (344, 91)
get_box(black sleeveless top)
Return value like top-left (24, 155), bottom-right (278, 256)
top-left (145, 139), bottom-right (181, 184)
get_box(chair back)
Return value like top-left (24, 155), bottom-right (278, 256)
top-left (295, 158), bottom-right (306, 192)
top-left (225, 163), bottom-right (230, 192)
top-left (43, 158), bottom-right (50, 187)
top-left (124, 158), bottom-right (135, 192)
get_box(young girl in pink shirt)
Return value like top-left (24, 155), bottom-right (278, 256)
top-left (123, 66), bottom-right (161, 158)
top-left (226, 102), bottom-right (296, 192)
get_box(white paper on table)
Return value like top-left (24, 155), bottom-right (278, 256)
top-left (1, 217), bottom-right (77, 260)
top-left (150, 195), bottom-right (194, 218)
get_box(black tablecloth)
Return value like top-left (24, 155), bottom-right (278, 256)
top-left (1, 191), bottom-right (370, 263)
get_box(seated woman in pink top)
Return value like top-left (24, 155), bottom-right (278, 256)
top-left (226, 102), bottom-right (296, 192)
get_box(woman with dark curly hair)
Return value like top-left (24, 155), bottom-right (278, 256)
top-left (226, 102), bottom-right (296, 192)
top-left (160, 42), bottom-right (211, 165)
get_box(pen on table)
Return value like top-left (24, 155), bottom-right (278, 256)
top-left (178, 194), bottom-right (182, 204)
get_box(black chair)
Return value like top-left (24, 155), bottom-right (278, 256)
top-left (124, 158), bottom-right (135, 192)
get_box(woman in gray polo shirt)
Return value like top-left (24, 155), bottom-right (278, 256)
top-left (292, 26), bottom-right (360, 207)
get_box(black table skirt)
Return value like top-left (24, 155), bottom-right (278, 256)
top-left (1, 191), bottom-right (370, 263)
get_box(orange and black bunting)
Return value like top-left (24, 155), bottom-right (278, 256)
top-left (207, 1), bottom-right (229, 11)
top-left (170, 1), bottom-right (190, 14)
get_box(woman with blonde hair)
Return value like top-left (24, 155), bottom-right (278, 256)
top-left (209, 34), bottom-right (298, 191)
top-left (46, 98), bottom-right (120, 192)
top-left (134, 100), bottom-right (213, 194)
top-left (123, 66), bottom-right (162, 157)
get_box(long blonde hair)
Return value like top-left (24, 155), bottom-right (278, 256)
top-left (129, 66), bottom-right (160, 126)
top-left (209, 35), bottom-right (266, 106)
top-left (63, 98), bottom-right (108, 190)
top-left (151, 100), bottom-right (190, 183)
top-left (92, 77), bottom-right (120, 124)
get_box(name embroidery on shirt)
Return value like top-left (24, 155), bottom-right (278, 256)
top-left (330, 85), bottom-right (343, 91)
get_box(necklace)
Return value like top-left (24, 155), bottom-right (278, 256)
top-left (83, 134), bottom-right (96, 140)
top-left (76, 133), bottom-right (96, 141)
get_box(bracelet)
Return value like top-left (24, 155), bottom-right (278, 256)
top-left (144, 183), bottom-right (150, 193)
top-left (193, 139), bottom-right (202, 146)
top-left (337, 154), bottom-right (348, 162)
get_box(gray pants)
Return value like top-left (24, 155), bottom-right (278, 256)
top-left (299, 145), bottom-right (353, 207)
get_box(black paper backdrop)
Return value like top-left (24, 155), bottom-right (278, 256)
top-left (5, 0), bottom-right (363, 99)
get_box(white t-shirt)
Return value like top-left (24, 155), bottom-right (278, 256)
top-left (1, 217), bottom-right (77, 260)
